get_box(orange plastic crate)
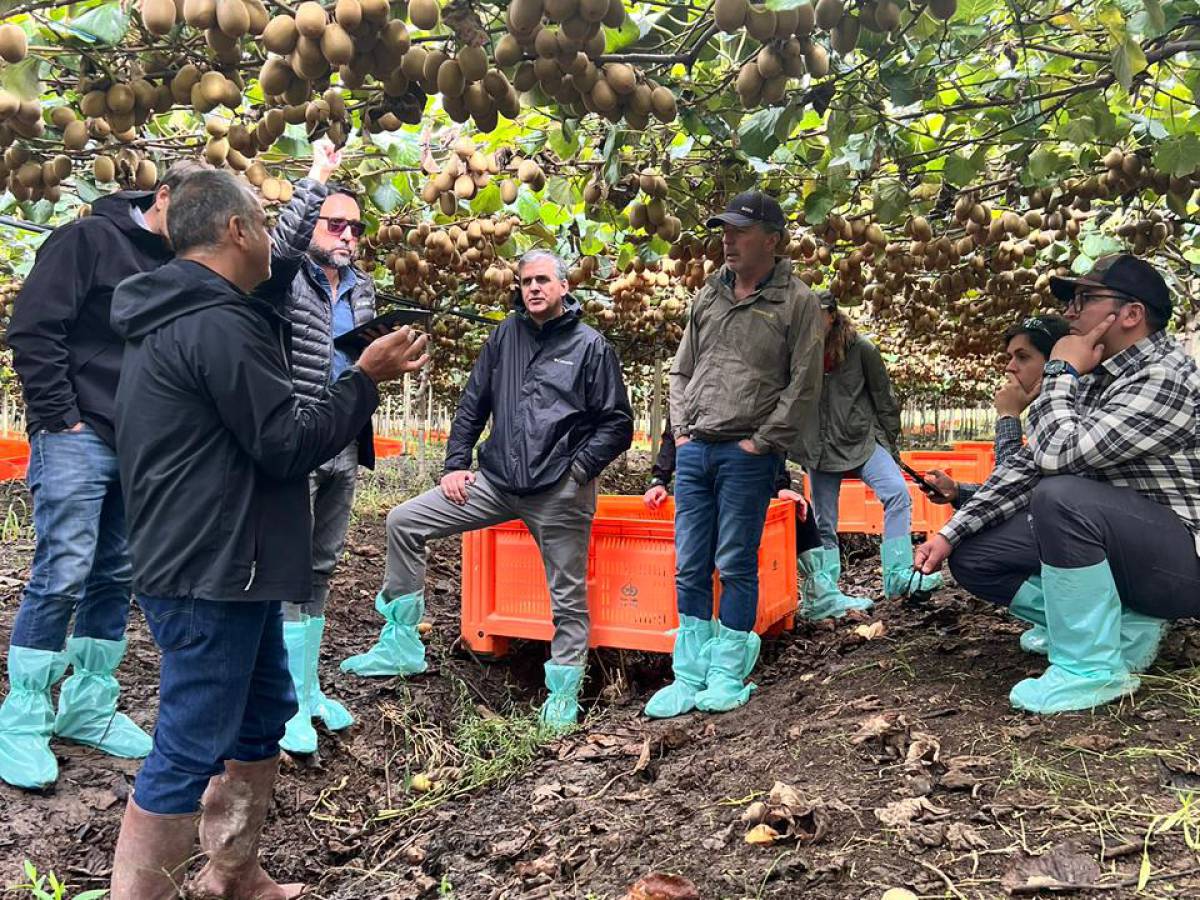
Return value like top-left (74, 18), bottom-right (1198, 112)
top-left (373, 436), bottom-right (405, 458)
top-left (0, 436), bottom-right (29, 482)
top-left (952, 440), bottom-right (997, 472)
top-left (461, 495), bottom-right (797, 657)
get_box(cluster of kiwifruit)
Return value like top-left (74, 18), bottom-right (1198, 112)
top-left (590, 261), bottom-right (687, 340)
top-left (565, 252), bottom-right (600, 288)
top-left (664, 234), bottom-right (722, 290)
top-left (0, 279), bottom-right (22, 344)
top-left (623, 171), bottom-right (682, 241)
top-left (0, 92), bottom-right (43, 147)
top-left (500, 0), bottom-right (677, 129)
top-left (418, 136), bottom-right (504, 216)
top-left (371, 215), bottom-right (520, 302)
top-left (1, 144), bottom-right (73, 203)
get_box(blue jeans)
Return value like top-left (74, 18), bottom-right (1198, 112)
top-left (674, 440), bottom-right (778, 632)
top-left (10, 427), bottom-right (132, 650)
top-left (133, 596), bottom-right (297, 815)
top-left (810, 442), bottom-right (912, 549)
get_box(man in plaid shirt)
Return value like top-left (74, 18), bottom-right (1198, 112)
top-left (915, 255), bottom-right (1200, 714)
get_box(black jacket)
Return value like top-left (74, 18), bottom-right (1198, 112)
top-left (8, 192), bottom-right (172, 446)
top-left (111, 259), bottom-right (379, 602)
top-left (444, 294), bottom-right (633, 495)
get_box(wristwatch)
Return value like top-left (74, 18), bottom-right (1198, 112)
top-left (1043, 359), bottom-right (1079, 379)
top-left (647, 476), bottom-right (666, 489)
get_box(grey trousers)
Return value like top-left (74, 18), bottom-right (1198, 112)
top-left (284, 443), bottom-right (359, 622)
top-left (950, 475), bottom-right (1200, 619)
top-left (384, 470), bottom-right (598, 665)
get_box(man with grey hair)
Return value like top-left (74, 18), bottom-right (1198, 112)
top-left (342, 249), bottom-right (633, 731)
top-left (106, 169), bottom-right (429, 899)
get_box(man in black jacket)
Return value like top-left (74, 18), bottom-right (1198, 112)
top-left (0, 161), bottom-right (201, 790)
top-left (106, 170), bottom-right (429, 900)
top-left (341, 250), bottom-right (634, 731)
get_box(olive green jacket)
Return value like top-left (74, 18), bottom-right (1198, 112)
top-left (807, 334), bottom-right (902, 473)
top-left (668, 258), bottom-right (823, 457)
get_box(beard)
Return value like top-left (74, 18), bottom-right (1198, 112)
top-left (309, 245), bottom-right (354, 269)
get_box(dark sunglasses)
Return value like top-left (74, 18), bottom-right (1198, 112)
top-left (319, 216), bottom-right (365, 238)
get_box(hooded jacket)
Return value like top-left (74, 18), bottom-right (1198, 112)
top-left (111, 258), bottom-right (379, 602)
top-left (808, 334), bottom-right (902, 472)
top-left (8, 192), bottom-right (173, 446)
top-left (443, 292), bottom-right (633, 495)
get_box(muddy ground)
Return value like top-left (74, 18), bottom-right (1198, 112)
top-left (1, 457), bottom-right (1199, 900)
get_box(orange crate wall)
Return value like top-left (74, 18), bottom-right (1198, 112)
top-left (461, 496), bottom-right (796, 656)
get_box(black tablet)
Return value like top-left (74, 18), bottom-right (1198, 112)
top-left (333, 309), bottom-right (431, 355)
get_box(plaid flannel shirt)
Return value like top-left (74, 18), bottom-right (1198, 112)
top-left (952, 415), bottom-right (1023, 508)
top-left (941, 330), bottom-right (1200, 556)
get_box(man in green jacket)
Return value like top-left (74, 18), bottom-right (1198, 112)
top-left (646, 191), bottom-right (823, 719)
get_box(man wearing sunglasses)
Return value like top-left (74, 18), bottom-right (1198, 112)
top-left (255, 139), bottom-right (378, 755)
top-left (915, 254), bottom-right (1200, 714)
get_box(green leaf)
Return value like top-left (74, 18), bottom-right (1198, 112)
top-left (76, 179), bottom-right (103, 203)
top-left (803, 187), bottom-right (835, 225)
top-left (515, 189), bottom-right (542, 225)
top-left (1026, 148), bottom-right (1068, 183)
top-left (604, 16), bottom-right (641, 53)
top-left (61, 4), bottom-right (130, 45)
top-left (373, 130), bottom-right (422, 167)
top-left (943, 153), bottom-right (980, 187)
top-left (601, 125), bottom-right (624, 184)
top-left (547, 124), bottom-right (579, 161)
top-left (470, 181), bottom-right (502, 216)
top-left (766, 0), bottom-right (809, 7)
top-left (0, 57), bottom-right (41, 100)
top-left (738, 107), bottom-right (789, 160)
top-left (1152, 133), bottom-right (1200, 177)
top-left (1142, 0), bottom-right (1166, 33)
top-left (1112, 37), bottom-right (1147, 92)
top-left (367, 176), bottom-right (401, 214)
top-left (1082, 232), bottom-right (1122, 257)
top-left (871, 179), bottom-right (909, 225)
top-left (1070, 252), bottom-right (1094, 275)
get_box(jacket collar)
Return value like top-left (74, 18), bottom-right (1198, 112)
top-left (1097, 330), bottom-right (1174, 380)
top-left (713, 257), bottom-right (793, 303)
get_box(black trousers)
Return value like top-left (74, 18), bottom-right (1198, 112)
top-left (949, 475), bottom-right (1200, 620)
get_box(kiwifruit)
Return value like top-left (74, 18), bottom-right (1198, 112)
top-left (294, 1), bottom-right (327, 39)
top-left (513, 61), bottom-right (537, 92)
top-left (560, 14), bottom-right (592, 41)
top-left (517, 159), bottom-right (542, 183)
top-left (483, 68), bottom-right (511, 99)
top-left (874, 0), bottom-right (901, 31)
top-left (735, 61), bottom-right (762, 98)
top-left (745, 5), bottom-right (777, 41)
top-left (928, 0), bottom-right (956, 20)
top-left (141, 0), bottom-right (178, 35)
top-left (494, 33), bottom-right (523, 67)
top-left (604, 62), bottom-right (636, 94)
top-left (360, 0), bottom-right (388, 23)
top-left (244, 0), bottom-right (268, 33)
top-left (334, 0), bottom-right (361, 29)
top-left (258, 56), bottom-right (293, 94)
top-left (774, 7), bottom-right (800, 35)
top-left (815, 0), bottom-right (844, 29)
top-left (50, 154), bottom-right (71, 181)
top-left (0, 89), bottom-right (19, 120)
top-left (438, 192), bottom-right (457, 215)
top-left (756, 47), bottom-right (784, 79)
top-left (133, 158), bottom-right (157, 189)
top-left (106, 84), bottom-right (137, 115)
top-left (509, 0), bottom-right (544, 33)
top-left (0, 23), bottom-right (27, 64)
top-left (650, 85), bottom-right (676, 122)
top-left (590, 78), bottom-right (617, 111)
top-left (409, 0), bottom-right (440, 29)
top-left (628, 202), bottom-right (648, 229)
top-left (422, 48), bottom-right (448, 86)
top-left (437, 59), bottom-right (466, 96)
top-left (183, 0), bottom-right (217, 28)
top-left (262, 15), bottom-right (298, 52)
top-left (831, 14), bottom-right (859, 53)
top-left (804, 42), bottom-right (829, 77)
top-left (578, 0), bottom-right (607, 22)
top-left (761, 74), bottom-right (787, 103)
top-left (795, 2), bottom-right (816, 34)
top-left (602, 0), bottom-right (625, 28)
top-left (216, 0), bottom-right (250, 37)
top-left (49, 106), bottom-right (76, 129)
top-left (93, 155), bottom-right (116, 182)
top-left (401, 46), bottom-right (428, 81)
top-left (534, 27), bottom-right (558, 58)
top-left (321, 23), bottom-right (354, 65)
top-left (458, 44), bottom-right (488, 82)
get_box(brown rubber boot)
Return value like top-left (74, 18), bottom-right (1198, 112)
top-left (109, 796), bottom-right (199, 900)
top-left (190, 755), bottom-right (305, 900)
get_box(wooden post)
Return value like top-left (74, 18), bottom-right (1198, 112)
top-left (649, 353), bottom-right (663, 463)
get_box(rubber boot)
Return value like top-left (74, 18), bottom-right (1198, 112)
top-left (539, 663), bottom-right (585, 732)
top-left (644, 615), bottom-right (714, 719)
top-left (694, 623), bottom-right (760, 714)
top-left (308, 616), bottom-right (353, 731)
top-left (882, 535), bottom-right (944, 599)
top-left (1009, 560), bottom-right (1140, 714)
top-left (1121, 609), bottom-right (1169, 674)
top-left (339, 591), bottom-right (428, 677)
top-left (0, 647), bottom-right (68, 789)
top-left (798, 547), bottom-right (873, 620)
top-left (279, 620), bottom-right (317, 755)
top-left (54, 636), bottom-right (153, 758)
top-left (1008, 576), bottom-right (1049, 656)
top-left (190, 756), bottom-right (305, 900)
top-left (110, 797), bottom-right (199, 900)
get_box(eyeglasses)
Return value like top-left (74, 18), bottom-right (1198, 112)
top-left (1064, 288), bottom-right (1134, 315)
top-left (319, 216), bottom-right (365, 238)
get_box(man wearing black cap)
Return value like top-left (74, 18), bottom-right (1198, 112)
top-left (645, 190), bottom-right (823, 719)
top-left (916, 254), bottom-right (1200, 714)
top-left (0, 161), bottom-right (204, 790)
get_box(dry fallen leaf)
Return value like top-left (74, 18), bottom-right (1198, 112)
top-left (853, 621), bottom-right (887, 640)
top-left (881, 890), bottom-right (919, 900)
top-left (947, 822), bottom-right (989, 851)
top-left (625, 873), bottom-right (701, 900)
top-left (874, 796), bottom-right (950, 828)
top-left (940, 767), bottom-right (980, 791)
top-left (744, 823), bottom-right (781, 845)
top-left (1000, 841), bottom-right (1101, 894)
top-left (904, 732), bottom-right (942, 766)
top-left (1063, 733), bottom-right (1123, 753)
top-left (740, 800), bottom-right (768, 825)
top-left (417, 622), bottom-right (433, 636)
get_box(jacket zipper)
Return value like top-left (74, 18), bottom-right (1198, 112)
top-left (244, 560), bottom-right (257, 591)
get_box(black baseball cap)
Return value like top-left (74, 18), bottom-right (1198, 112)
top-left (1048, 254), bottom-right (1171, 321)
top-left (705, 191), bottom-right (786, 230)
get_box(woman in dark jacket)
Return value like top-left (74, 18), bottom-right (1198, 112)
top-left (803, 293), bottom-right (939, 617)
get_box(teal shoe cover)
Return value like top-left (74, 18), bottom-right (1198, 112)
top-left (882, 535), bottom-right (944, 599)
top-left (308, 616), bottom-right (353, 730)
top-left (539, 663), bottom-right (584, 732)
top-left (1009, 560), bottom-right (1139, 714)
top-left (645, 615), bottom-right (714, 719)
top-left (694, 623), bottom-right (760, 714)
top-left (1121, 608), bottom-right (1169, 674)
top-left (0, 647), bottom-right (67, 788)
top-left (54, 637), bottom-right (152, 759)
top-left (1008, 577), bottom-right (1049, 656)
top-left (340, 591), bottom-right (428, 677)
top-left (280, 619), bottom-right (317, 754)
top-left (798, 547), bottom-right (873, 620)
